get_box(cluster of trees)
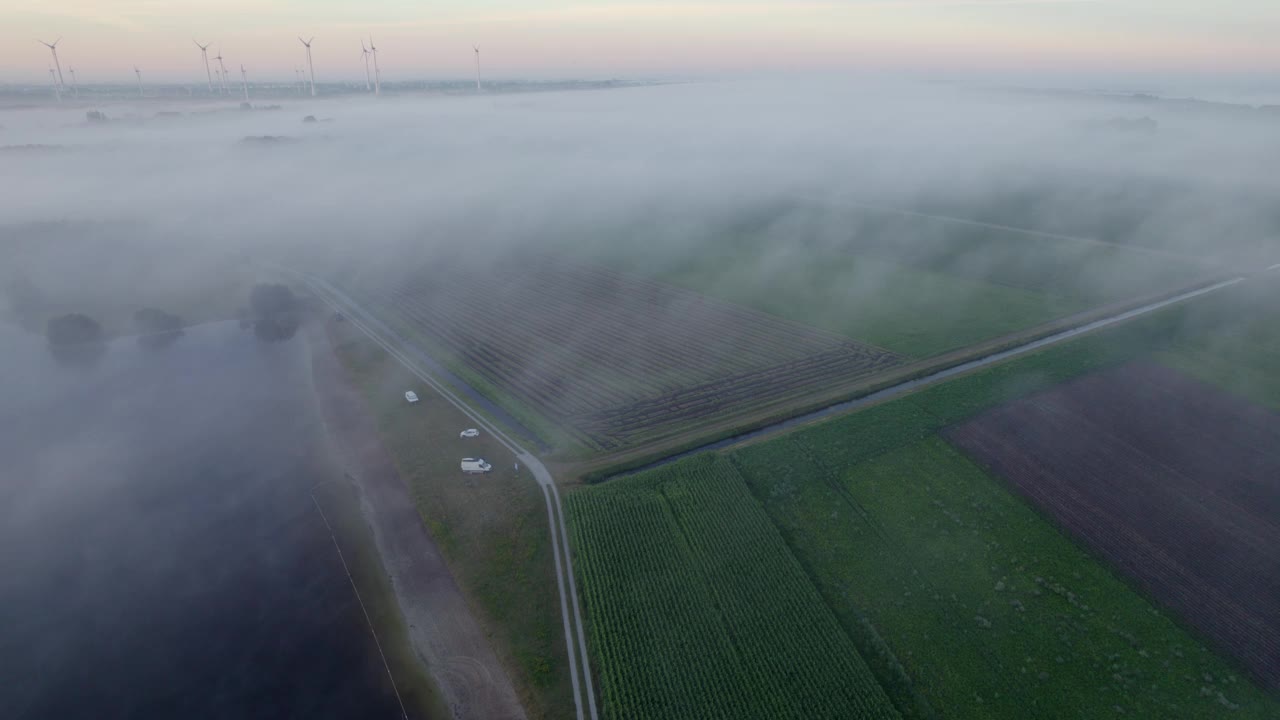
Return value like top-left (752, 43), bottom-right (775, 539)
top-left (249, 283), bottom-right (300, 341)
top-left (46, 313), bottom-right (106, 366)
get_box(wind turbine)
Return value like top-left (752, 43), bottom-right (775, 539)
top-left (69, 67), bottom-right (79, 98)
top-left (240, 64), bottom-right (249, 102)
top-left (368, 36), bottom-right (381, 96)
top-left (194, 40), bottom-right (213, 92)
top-left (38, 38), bottom-right (65, 90)
top-left (214, 48), bottom-right (229, 94)
top-left (473, 45), bottom-right (482, 92)
top-left (298, 36), bottom-right (316, 96)
top-left (360, 42), bottom-right (372, 92)
top-left (49, 68), bottom-right (62, 101)
top-left (134, 66), bottom-right (143, 97)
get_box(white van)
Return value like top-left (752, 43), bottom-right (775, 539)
top-left (460, 458), bottom-right (492, 474)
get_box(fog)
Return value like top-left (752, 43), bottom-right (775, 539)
top-left (4, 79), bottom-right (1278, 305)
top-left (3, 74), bottom-right (1280, 719)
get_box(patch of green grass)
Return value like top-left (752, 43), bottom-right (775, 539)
top-left (731, 436), bottom-right (1279, 719)
top-left (1154, 277), bottom-right (1280, 409)
top-left (1158, 349), bottom-right (1280, 410)
top-left (658, 254), bottom-right (1082, 358)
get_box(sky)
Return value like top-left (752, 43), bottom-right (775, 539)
top-left (2, 1), bottom-right (1279, 85)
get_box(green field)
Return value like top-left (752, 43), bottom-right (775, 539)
top-left (574, 204), bottom-right (1214, 358)
top-left (732, 435), bottom-right (1276, 719)
top-left (569, 278), bottom-right (1280, 719)
top-left (567, 454), bottom-right (900, 720)
top-left (661, 255), bottom-right (1075, 358)
top-left (1155, 278), bottom-right (1280, 409)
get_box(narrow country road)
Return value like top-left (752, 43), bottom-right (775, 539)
top-left (620, 271), bottom-right (1271, 476)
top-left (290, 271), bottom-right (599, 720)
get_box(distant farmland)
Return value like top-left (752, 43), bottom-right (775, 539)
top-left (570, 202), bottom-right (1218, 358)
top-left (948, 361), bottom-right (1280, 690)
top-left (352, 259), bottom-right (901, 451)
top-left (566, 292), bottom-right (1280, 720)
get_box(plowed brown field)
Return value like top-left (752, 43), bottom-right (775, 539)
top-left (947, 362), bottom-right (1280, 690)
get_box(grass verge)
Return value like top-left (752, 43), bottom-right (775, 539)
top-left (329, 321), bottom-right (575, 720)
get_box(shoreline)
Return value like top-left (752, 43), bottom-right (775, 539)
top-left (304, 319), bottom-right (526, 720)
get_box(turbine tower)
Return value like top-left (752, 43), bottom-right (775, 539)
top-left (361, 42), bottom-right (372, 92)
top-left (369, 36), bottom-right (381, 96)
top-left (298, 37), bottom-right (316, 96)
top-left (194, 40), bottom-right (213, 92)
top-left (135, 66), bottom-right (143, 97)
top-left (69, 67), bottom-right (79, 98)
top-left (49, 68), bottom-right (62, 101)
top-left (38, 39), bottom-right (65, 90)
top-left (214, 48), bottom-right (229, 95)
top-left (473, 45), bottom-right (482, 92)
top-left (240, 64), bottom-right (249, 102)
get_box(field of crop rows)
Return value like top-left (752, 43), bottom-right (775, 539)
top-left (566, 455), bottom-right (899, 720)
top-left (947, 362), bottom-right (1280, 690)
top-left (361, 258), bottom-right (901, 450)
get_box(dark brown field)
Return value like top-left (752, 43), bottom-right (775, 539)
top-left (359, 258), bottom-right (902, 450)
top-left (946, 361), bottom-right (1280, 690)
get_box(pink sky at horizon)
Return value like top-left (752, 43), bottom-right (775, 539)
top-left (2, 2), bottom-right (1278, 85)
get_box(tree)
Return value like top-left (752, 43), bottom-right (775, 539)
top-left (46, 313), bottom-right (103, 346)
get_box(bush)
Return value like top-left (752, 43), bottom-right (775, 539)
top-left (46, 313), bottom-right (103, 346)
top-left (249, 284), bottom-right (297, 317)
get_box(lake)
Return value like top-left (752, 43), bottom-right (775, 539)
top-left (0, 320), bottom-right (406, 719)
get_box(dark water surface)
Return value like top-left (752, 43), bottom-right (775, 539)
top-left (0, 322), bottom-right (404, 719)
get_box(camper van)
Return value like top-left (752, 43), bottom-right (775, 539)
top-left (460, 458), bottom-right (492, 474)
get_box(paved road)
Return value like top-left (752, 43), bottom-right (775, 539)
top-left (292, 272), bottom-right (599, 720)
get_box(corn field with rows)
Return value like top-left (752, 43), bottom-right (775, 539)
top-left (567, 454), bottom-right (901, 719)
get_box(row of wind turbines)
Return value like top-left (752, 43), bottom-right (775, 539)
top-left (193, 41), bottom-right (251, 101)
top-left (37, 36), bottom-right (485, 102)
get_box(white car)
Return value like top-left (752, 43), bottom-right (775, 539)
top-left (459, 428), bottom-right (480, 439)
top-left (460, 458), bottom-right (492, 474)
top-left (404, 391), bottom-right (419, 404)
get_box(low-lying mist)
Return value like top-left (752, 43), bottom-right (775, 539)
top-left (2, 77), bottom-right (1277, 339)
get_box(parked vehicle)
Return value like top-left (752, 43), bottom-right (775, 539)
top-left (459, 428), bottom-right (480, 438)
top-left (460, 458), bottom-right (492, 474)
top-left (405, 391), bottom-right (419, 403)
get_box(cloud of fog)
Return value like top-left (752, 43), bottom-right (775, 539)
top-left (2, 77), bottom-right (1278, 342)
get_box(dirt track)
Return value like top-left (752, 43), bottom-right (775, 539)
top-left (305, 322), bottom-right (526, 720)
